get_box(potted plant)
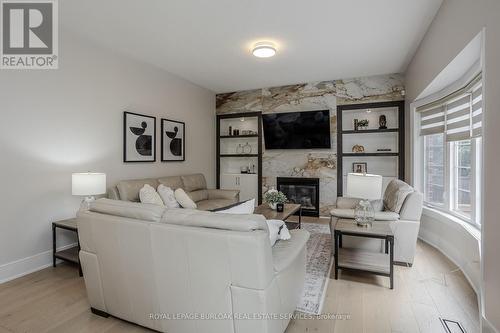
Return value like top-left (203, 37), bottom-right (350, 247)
top-left (264, 189), bottom-right (287, 210)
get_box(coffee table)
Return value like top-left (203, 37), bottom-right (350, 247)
top-left (333, 218), bottom-right (394, 289)
top-left (254, 203), bottom-right (302, 229)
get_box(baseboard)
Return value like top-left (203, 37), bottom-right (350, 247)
top-left (0, 243), bottom-right (78, 284)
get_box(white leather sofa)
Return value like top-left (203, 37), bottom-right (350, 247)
top-left (330, 179), bottom-right (423, 265)
top-left (77, 198), bottom-right (309, 333)
top-left (108, 173), bottom-right (239, 211)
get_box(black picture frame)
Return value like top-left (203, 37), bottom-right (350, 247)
top-left (123, 111), bottom-right (156, 163)
top-left (352, 162), bottom-right (367, 173)
top-left (161, 118), bottom-right (185, 162)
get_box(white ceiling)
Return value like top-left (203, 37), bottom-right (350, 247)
top-left (61, 0), bottom-right (442, 93)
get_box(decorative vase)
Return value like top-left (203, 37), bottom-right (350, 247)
top-left (354, 199), bottom-right (375, 227)
top-left (276, 203), bottom-right (284, 212)
top-left (268, 202), bottom-right (277, 210)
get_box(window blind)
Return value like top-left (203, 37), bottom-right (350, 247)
top-left (417, 74), bottom-right (482, 141)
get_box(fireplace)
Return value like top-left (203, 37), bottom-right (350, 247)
top-left (277, 177), bottom-right (320, 217)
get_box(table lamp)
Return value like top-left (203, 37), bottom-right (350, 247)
top-left (72, 172), bottom-right (106, 210)
top-left (345, 173), bottom-right (383, 226)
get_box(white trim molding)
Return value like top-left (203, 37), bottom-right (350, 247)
top-left (0, 243), bottom-right (78, 284)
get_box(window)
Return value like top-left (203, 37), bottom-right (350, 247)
top-left (418, 74), bottom-right (482, 227)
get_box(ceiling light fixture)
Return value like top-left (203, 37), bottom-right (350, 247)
top-left (252, 42), bottom-right (276, 58)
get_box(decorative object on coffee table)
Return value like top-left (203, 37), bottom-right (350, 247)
top-left (333, 218), bottom-right (394, 289)
top-left (161, 118), bottom-right (185, 162)
top-left (276, 203), bottom-right (284, 212)
top-left (254, 203), bottom-right (302, 229)
top-left (379, 114), bottom-right (387, 129)
top-left (352, 144), bottom-right (365, 153)
top-left (263, 189), bottom-right (287, 210)
top-left (352, 162), bottom-right (367, 173)
top-left (124, 111), bottom-right (156, 162)
top-left (52, 218), bottom-right (82, 276)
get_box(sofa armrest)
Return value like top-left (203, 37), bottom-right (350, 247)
top-left (399, 191), bottom-right (423, 221)
top-left (107, 187), bottom-right (120, 200)
top-left (391, 219), bottom-right (421, 264)
top-left (335, 197), bottom-right (360, 209)
top-left (207, 189), bottom-right (240, 202)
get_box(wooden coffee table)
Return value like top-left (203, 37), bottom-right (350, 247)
top-left (333, 218), bottom-right (394, 289)
top-left (254, 203), bottom-right (302, 229)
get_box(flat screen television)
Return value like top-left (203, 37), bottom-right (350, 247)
top-left (262, 110), bottom-right (331, 149)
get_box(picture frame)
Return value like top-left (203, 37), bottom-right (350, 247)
top-left (123, 111), bottom-right (156, 162)
top-left (352, 162), bottom-right (367, 173)
top-left (161, 118), bottom-right (185, 162)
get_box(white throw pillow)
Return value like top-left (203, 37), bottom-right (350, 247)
top-left (139, 184), bottom-right (164, 206)
top-left (157, 184), bottom-right (180, 209)
top-left (174, 188), bottom-right (197, 209)
top-left (267, 219), bottom-right (291, 240)
top-left (216, 199), bottom-right (255, 214)
top-left (266, 220), bottom-right (280, 246)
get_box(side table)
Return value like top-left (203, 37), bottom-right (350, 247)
top-left (52, 218), bottom-right (82, 276)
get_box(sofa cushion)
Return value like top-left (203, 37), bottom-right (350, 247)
top-left (89, 198), bottom-right (165, 222)
top-left (272, 229), bottom-right (309, 272)
top-left (174, 188), bottom-right (197, 209)
top-left (181, 174), bottom-right (207, 192)
top-left (188, 189), bottom-right (209, 203)
top-left (139, 184), bottom-right (164, 206)
top-left (330, 208), bottom-right (400, 221)
top-left (116, 178), bottom-right (160, 202)
top-left (161, 208), bottom-right (268, 232)
top-left (157, 176), bottom-right (184, 190)
top-left (157, 184), bottom-right (180, 208)
top-left (196, 199), bottom-right (236, 211)
top-left (383, 179), bottom-right (414, 213)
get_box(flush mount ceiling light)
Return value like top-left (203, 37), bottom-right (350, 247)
top-left (252, 42), bottom-right (276, 58)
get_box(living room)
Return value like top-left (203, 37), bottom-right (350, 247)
top-left (0, 1), bottom-right (499, 332)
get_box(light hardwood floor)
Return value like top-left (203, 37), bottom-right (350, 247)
top-left (0, 219), bottom-right (479, 333)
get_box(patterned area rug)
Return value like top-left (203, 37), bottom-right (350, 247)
top-left (296, 222), bottom-right (333, 315)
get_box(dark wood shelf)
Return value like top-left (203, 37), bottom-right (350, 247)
top-left (220, 134), bottom-right (259, 138)
top-left (54, 246), bottom-right (79, 264)
top-left (342, 152), bottom-right (399, 157)
top-left (342, 128), bottom-right (399, 134)
top-left (220, 154), bottom-right (259, 157)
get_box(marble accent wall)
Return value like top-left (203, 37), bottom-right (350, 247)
top-left (216, 74), bottom-right (404, 215)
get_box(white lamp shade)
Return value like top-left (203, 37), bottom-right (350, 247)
top-left (346, 173), bottom-right (383, 200)
top-left (72, 173), bottom-right (106, 196)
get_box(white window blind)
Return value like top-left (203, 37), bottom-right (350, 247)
top-left (417, 74), bottom-right (482, 141)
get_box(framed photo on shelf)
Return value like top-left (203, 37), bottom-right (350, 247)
top-left (123, 112), bottom-right (156, 162)
top-left (352, 162), bottom-right (367, 173)
top-left (161, 118), bottom-right (185, 162)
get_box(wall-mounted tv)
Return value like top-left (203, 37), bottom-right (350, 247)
top-left (262, 110), bottom-right (331, 149)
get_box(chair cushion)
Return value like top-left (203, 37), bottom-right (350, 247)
top-left (181, 174), bottom-right (207, 192)
top-left (272, 229), bottom-right (309, 272)
top-left (383, 179), bottom-right (414, 213)
top-left (157, 176), bottom-right (184, 190)
top-left (89, 198), bottom-right (165, 222)
top-left (188, 189), bottom-right (209, 203)
top-left (116, 178), bottom-right (160, 202)
top-left (330, 208), bottom-right (399, 221)
top-left (196, 199), bottom-right (236, 211)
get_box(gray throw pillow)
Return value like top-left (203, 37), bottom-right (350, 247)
top-left (383, 179), bottom-right (413, 213)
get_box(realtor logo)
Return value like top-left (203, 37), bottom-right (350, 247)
top-left (1, 0), bottom-right (58, 69)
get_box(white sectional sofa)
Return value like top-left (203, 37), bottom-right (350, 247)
top-left (77, 198), bottom-right (309, 333)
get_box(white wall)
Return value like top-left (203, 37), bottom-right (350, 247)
top-left (405, 0), bottom-right (500, 330)
top-left (0, 30), bottom-right (215, 282)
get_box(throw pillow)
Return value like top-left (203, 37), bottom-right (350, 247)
top-left (215, 199), bottom-right (255, 214)
top-left (139, 184), bottom-right (164, 206)
top-left (267, 219), bottom-right (291, 240)
top-left (266, 220), bottom-right (280, 246)
top-left (174, 188), bottom-right (197, 209)
top-left (157, 184), bottom-right (180, 209)
top-left (383, 179), bottom-right (414, 213)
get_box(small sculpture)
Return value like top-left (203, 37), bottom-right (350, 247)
top-left (379, 115), bottom-right (387, 129)
top-left (352, 144), bottom-right (365, 153)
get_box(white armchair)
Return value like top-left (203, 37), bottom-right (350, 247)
top-left (330, 179), bottom-right (423, 266)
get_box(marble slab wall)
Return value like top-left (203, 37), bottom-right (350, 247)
top-left (216, 73), bottom-right (404, 216)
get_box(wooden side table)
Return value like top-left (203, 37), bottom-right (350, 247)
top-left (52, 218), bottom-right (82, 276)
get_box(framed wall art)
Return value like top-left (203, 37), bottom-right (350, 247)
top-left (123, 112), bottom-right (156, 162)
top-left (352, 162), bottom-right (367, 173)
top-left (161, 118), bottom-right (185, 162)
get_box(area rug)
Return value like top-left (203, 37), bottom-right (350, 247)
top-left (296, 222), bottom-right (333, 315)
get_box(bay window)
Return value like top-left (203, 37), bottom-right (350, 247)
top-left (418, 74), bottom-right (482, 227)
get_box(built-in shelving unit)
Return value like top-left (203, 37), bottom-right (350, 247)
top-left (216, 112), bottom-right (262, 204)
top-left (337, 101), bottom-right (405, 196)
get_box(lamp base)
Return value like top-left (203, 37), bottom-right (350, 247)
top-left (80, 196), bottom-right (96, 211)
